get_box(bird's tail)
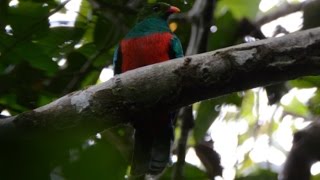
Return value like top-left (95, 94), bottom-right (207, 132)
top-left (130, 115), bottom-right (174, 177)
top-left (131, 128), bottom-right (153, 177)
top-left (149, 123), bottom-right (173, 175)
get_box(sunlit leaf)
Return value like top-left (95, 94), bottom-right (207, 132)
top-left (308, 90), bottom-right (320, 116)
top-left (240, 90), bottom-right (256, 125)
top-left (237, 153), bottom-right (254, 174)
top-left (282, 97), bottom-right (309, 117)
top-left (75, 0), bottom-right (90, 28)
top-left (290, 76), bottom-right (320, 88)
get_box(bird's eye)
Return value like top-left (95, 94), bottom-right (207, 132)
top-left (152, 5), bottom-right (160, 12)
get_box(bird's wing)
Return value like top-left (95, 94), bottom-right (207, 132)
top-left (113, 44), bottom-right (122, 75)
top-left (169, 34), bottom-right (184, 59)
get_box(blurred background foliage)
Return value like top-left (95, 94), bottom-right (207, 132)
top-left (1, 0), bottom-right (320, 179)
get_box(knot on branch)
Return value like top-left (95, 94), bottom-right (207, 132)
top-left (173, 57), bottom-right (198, 78)
top-left (111, 75), bottom-right (123, 95)
top-left (183, 57), bottom-right (192, 66)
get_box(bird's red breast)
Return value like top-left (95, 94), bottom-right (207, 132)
top-left (120, 32), bottom-right (173, 72)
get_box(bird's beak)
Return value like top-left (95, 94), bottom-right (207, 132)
top-left (168, 6), bottom-right (180, 14)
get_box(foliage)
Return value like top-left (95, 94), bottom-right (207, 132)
top-left (1, 0), bottom-right (320, 179)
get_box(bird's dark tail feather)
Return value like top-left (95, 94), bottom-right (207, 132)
top-left (131, 128), bottom-right (153, 176)
top-left (149, 124), bottom-right (173, 175)
top-left (130, 120), bottom-right (174, 177)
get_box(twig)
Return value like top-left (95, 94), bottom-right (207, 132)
top-left (185, 0), bottom-right (216, 55)
top-left (255, 0), bottom-right (315, 27)
top-left (169, 13), bottom-right (190, 24)
top-left (194, 139), bottom-right (222, 178)
top-left (173, 106), bottom-right (194, 180)
top-left (273, 25), bottom-right (289, 37)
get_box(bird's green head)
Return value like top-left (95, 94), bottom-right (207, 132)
top-left (137, 2), bottom-right (180, 22)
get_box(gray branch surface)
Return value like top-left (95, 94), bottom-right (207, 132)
top-left (1, 27), bottom-right (320, 141)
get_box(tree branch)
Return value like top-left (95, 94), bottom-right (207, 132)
top-left (173, 106), bottom-right (194, 180)
top-left (1, 27), bottom-right (320, 143)
top-left (255, 0), bottom-right (315, 27)
top-left (174, 0), bottom-right (216, 179)
top-left (255, 0), bottom-right (319, 27)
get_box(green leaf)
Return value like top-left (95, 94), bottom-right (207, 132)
top-left (308, 90), bottom-right (320, 116)
top-left (0, 62), bottom-right (48, 110)
top-left (240, 90), bottom-right (256, 125)
top-left (282, 97), bottom-right (309, 117)
top-left (45, 51), bottom-right (88, 94)
top-left (289, 76), bottom-right (320, 88)
top-left (161, 163), bottom-right (207, 179)
top-left (75, 43), bottom-right (114, 67)
top-left (75, 43), bottom-right (97, 57)
top-left (7, 2), bottom-right (50, 38)
top-left (75, 0), bottom-right (95, 44)
top-left (207, 10), bottom-right (238, 50)
top-left (0, 93), bottom-right (28, 113)
top-left (75, 0), bottom-right (90, 28)
top-left (62, 139), bottom-right (129, 180)
top-left (81, 70), bottom-right (100, 87)
top-left (0, 32), bottom-right (22, 64)
top-left (93, 16), bottom-right (121, 50)
top-left (216, 0), bottom-right (261, 20)
top-left (94, 17), bottom-right (112, 49)
top-left (0, 39), bottom-right (58, 74)
top-left (0, 34), bottom-right (58, 75)
top-left (35, 27), bottom-right (85, 56)
top-left (15, 41), bottom-right (59, 75)
top-left (0, 0), bottom-right (8, 30)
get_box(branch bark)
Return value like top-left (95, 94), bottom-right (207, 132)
top-left (1, 27), bottom-right (320, 142)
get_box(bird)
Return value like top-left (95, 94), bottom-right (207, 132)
top-left (113, 2), bottom-right (183, 177)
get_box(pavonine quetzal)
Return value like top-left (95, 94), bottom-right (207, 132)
top-left (113, 2), bottom-right (183, 176)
